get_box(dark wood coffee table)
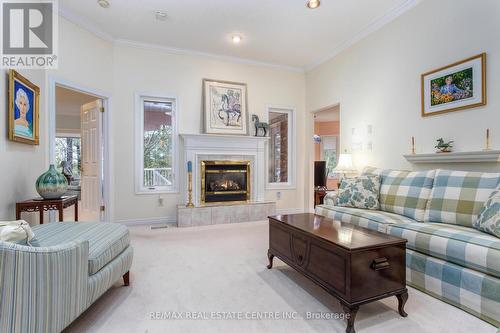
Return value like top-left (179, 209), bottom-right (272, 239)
top-left (267, 213), bottom-right (408, 333)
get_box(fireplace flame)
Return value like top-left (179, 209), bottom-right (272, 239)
top-left (209, 177), bottom-right (242, 191)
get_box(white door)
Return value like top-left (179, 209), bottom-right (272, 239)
top-left (81, 100), bottom-right (102, 221)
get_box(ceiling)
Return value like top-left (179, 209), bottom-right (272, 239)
top-left (56, 86), bottom-right (98, 116)
top-left (59, 0), bottom-right (418, 69)
top-left (314, 105), bottom-right (340, 122)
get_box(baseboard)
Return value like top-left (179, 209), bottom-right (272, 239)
top-left (113, 216), bottom-right (177, 226)
top-left (275, 208), bottom-right (305, 215)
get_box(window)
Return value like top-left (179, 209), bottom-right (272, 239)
top-left (136, 95), bottom-right (177, 193)
top-left (267, 107), bottom-right (295, 189)
top-left (321, 136), bottom-right (338, 178)
top-left (55, 135), bottom-right (81, 183)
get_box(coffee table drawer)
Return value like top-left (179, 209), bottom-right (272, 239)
top-left (350, 245), bottom-right (406, 302)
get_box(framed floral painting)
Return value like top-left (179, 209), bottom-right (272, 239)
top-left (8, 70), bottom-right (40, 145)
top-left (421, 53), bottom-right (486, 117)
top-left (203, 79), bottom-right (249, 135)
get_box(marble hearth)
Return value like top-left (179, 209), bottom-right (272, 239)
top-left (177, 202), bottom-right (276, 227)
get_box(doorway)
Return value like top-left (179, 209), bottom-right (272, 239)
top-left (50, 84), bottom-right (108, 221)
top-left (313, 105), bottom-right (340, 190)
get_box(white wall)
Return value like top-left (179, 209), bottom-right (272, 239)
top-left (12, 0), bottom-right (498, 222)
top-left (112, 44), bottom-right (306, 221)
top-left (306, 0), bottom-right (500, 175)
top-left (29, 16), bottom-right (306, 223)
top-left (0, 69), bottom-right (47, 221)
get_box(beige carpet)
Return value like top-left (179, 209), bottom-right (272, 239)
top-left (64, 221), bottom-right (497, 333)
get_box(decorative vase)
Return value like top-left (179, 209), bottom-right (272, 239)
top-left (36, 164), bottom-right (68, 199)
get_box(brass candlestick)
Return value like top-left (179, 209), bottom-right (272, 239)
top-left (186, 171), bottom-right (195, 208)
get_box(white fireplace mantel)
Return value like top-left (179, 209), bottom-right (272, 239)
top-left (180, 133), bottom-right (269, 206)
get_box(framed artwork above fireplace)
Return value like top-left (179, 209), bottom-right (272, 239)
top-left (202, 79), bottom-right (249, 136)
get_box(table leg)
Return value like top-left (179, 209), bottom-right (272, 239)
top-left (39, 206), bottom-right (44, 225)
top-left (396, 290), bottom-right (409, 317)
top-left (59, 203), bottom-right (64, 222)
top-left (267, 250), bottom-right (274, 269)
top-left (342, 304), bottom-right (359, 333)
top-left (75, 200), bottom-right (79, 221)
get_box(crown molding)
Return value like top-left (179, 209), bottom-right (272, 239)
top-left (305, 0), bottom-right (422, 71)
top-left (59, 0), bottom-right (421, 73)
top-left (58, 7), bottom-right (114, 43)
top-left (114, 39), bottom-right (305, 73)
top-left (57, 5), bottom-right (303, 73)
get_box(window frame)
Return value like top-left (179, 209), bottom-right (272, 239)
top-left (135, 93), bottom-right (179, 194)
top-left (266, 105), bottom-right (296, 190)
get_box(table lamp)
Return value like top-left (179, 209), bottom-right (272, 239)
top-left (333, 153), bottom-right (356, 182)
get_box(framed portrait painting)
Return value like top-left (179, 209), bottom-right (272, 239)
top-left (8, 70), bottom-right (40, 145)
top-left (203, 79), bottom-right (248, 135)
top-left (421, 53), bottom-right (486, 117)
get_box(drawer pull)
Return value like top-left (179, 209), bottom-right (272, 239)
top-left (371, 257), bottom-right (390, 271)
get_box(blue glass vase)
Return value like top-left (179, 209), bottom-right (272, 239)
top-left (36, 164), bottom-right (68, 199)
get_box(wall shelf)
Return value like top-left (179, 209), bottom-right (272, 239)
top-left (404, 150), bottom-right (500, 163)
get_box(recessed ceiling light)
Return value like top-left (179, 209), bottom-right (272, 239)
top-left (97, 0), bottom-right (110, 8)
top-left (232, 35), bottom-right (242, 44)
top-left (306, 0), bottom-right (320, 9)
top-left (155, 11), bottom-right (168, 21)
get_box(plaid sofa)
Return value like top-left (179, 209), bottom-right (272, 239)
top-left (0, 222), bottom-right (133, 333)
top-left (315, 168), bottom-right (500, 327)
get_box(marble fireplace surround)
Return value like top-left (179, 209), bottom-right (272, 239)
top-left (180, 134), bottom-right (269, 207)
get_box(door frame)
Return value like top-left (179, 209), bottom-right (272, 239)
top-left (308, 103), bottom-right (341, 211)
top-left (48, 76), bottom-right (113, 222)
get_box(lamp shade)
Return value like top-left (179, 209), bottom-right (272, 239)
top-left (333, 153), bottom-right (356, 174)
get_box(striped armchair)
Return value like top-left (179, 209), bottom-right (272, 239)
top-left (0, 222), bottom-right (133, 333)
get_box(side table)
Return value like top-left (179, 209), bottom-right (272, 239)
top-left (16, 195), bottom-right (79, 224)
top-left (314, 189), bottom-right (336, 207)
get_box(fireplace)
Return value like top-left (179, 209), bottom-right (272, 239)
top-left (201, 160), bottom-right (251, 204)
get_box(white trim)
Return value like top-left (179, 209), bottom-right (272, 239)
top-left (266, 105), bottom-right (296, 190)
top-left (305, 0), bottom-right (422, 70)
top-left (404, 150), bottom-right (500, 164)
top-left (48, 76), bottom-right (114, 222)
top-left (113, 216), bottom-right (177, 226)
top-left (135, 93), bottom-right (179, 194)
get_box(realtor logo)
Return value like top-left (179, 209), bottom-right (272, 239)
top-left (1, 0), bottom-right (58, 68)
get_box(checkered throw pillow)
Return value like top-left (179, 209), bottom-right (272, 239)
top-left (363, 167), bottom-right (435, 222)
top-left (425, 170), bottom-right (500, 227)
